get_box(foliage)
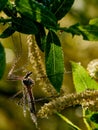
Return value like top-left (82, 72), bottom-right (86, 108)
top-left (83, 109), bottom-right (98, 130)
top-left (71, 61), bottom-right (98, 93)
top-left (45, 30), bottom-right (64, 92)
top-left (0, 43), bottom-right (6, 79)
top-left (0, 0), bottom-right (98, 92)
top-left (0, 0), bottom-right (98, 130)
top-left (65, 19), bottom-right (98, 41)
top-left (56, 112), bottom-right (82, 130)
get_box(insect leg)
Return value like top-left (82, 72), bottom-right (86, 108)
top-left (23, 86), bottom-right (27, 117)
top-left (27, 87), bottom-right (38, 127)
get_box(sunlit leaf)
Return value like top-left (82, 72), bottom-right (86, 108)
top-left (45, 30), bottom-right (64, 92)
top-left (78, 25), bottom-right (98, 41)
top-left (0, 26), bottom-right (15, 38)
top-left (15, 0), bottom-right (57, 29)
top-left (89, 18), bottom-right (98, 25)
top-left (71, 61), bottom-right (98, 93)
top-left (66, 18), bottom-right (98, 41)
top-left (0, 43), bottom-right (6, 79)
top-left (0, 0), bottom-right (8, 11)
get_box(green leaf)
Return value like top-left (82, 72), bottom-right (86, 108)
top-left (37, 0), bottom-right (74, 20)
top-left (90, 113), bottom-right (98, 124)
top-left (50, 0), bottom-right (74, 20)
top-left (78, 25), bottom-right (98, 41)
top-left (0, 26), bottom-right (15, 38)
top-left (35, 23), bottom-right (46, 52)
top-left (71, 61), bottom-right (98, 93)
top-left (66, 18), bottom-right (98, 41)
top-left (83, 109), bottom-right (92, 130)
top-left (89, 18), bottom-right (98, 25)
top-left (64, 23), bottom-right (82, 36)
top-left (36, 0), bottom-right (52, 7)
top-left (56, 112), bottom-right (82, 130)
top-left (45, 30), bottom-right (64, 92)
top-left (0, 43), bottom-right (6, 79)
top-left (15, 0), bottom-right (57, 29)
top-left (85, 110), bottom-right (98, 130)
top-left (3, 1), bottom-right (17, 17)
top-left (12, 17), bottom-right (38, 34)
top-left (0, 0), bottom-right (8, 11)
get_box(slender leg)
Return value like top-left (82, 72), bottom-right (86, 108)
top-left (23, 86), bottom-right (27, 117)
top-left (27, 87), bottom-right (38, 127)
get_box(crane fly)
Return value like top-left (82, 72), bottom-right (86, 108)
top-left (8, 71), bottom-right (38, 128)
top-left (8, 69), bottom-right (71, 128)
top-left (7, 32), bottom-right (38, 127)
top-left (22, 72), bottom-right (37, 125)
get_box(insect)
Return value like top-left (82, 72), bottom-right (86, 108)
top-left (8, 69), bottom-right (38, 128)
top-left (7, 33), bottom-right (39, 128)
top-left (22, 71), bottom-right (37, 126)
top-left (8, 34), bottom-right (71, 129)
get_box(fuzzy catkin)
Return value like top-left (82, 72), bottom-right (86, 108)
top-left (37, 90), bottom-right (98, 118)
top-left (27, 35), bottom-right (57, 96)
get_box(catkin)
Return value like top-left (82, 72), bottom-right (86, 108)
top-left (37, 90), bottom-right (98, 118)
top-left (27, 35), bottom-right (57, 96)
